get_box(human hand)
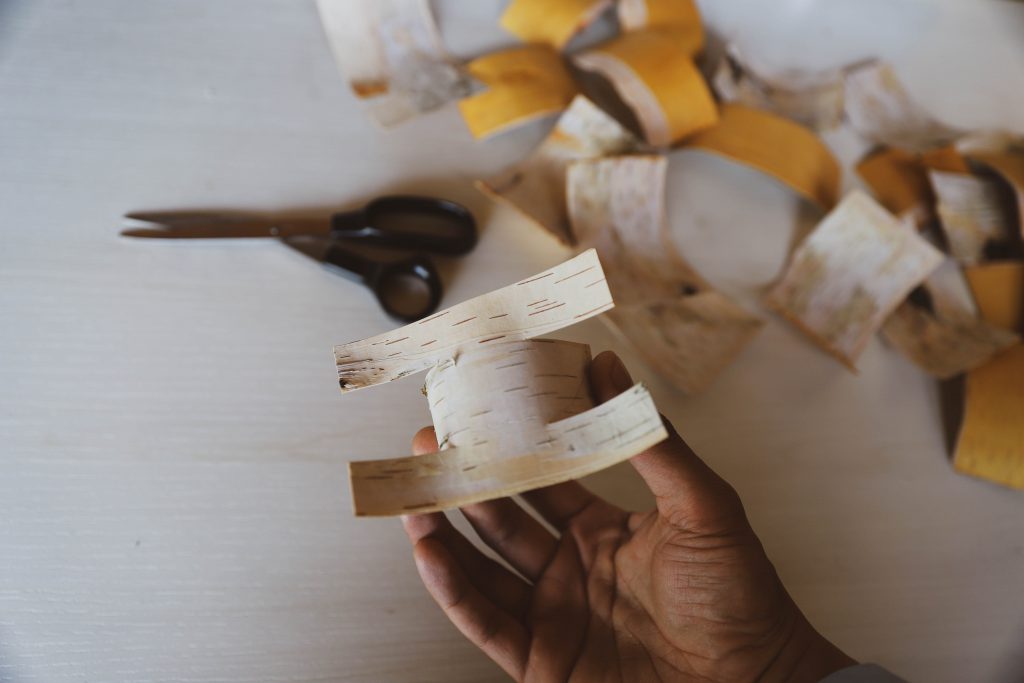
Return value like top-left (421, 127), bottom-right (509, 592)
top-left (402, 351), bottom-right (855, 682)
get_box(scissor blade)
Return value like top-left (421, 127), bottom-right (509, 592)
top-left (121, 212), bottom-right (331, 239)
top-left (280, 234), bottom-right (331, 261)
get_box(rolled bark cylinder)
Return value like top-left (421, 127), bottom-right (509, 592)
top-left (426, 339), bottom-right (593, 457)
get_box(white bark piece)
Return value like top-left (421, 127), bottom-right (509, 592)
top-left (567, 155), bottom-right (763, 392)
top-left (350, 380), bottom-right (666, 516)
top-left (765, 190), bottom-right (944, 369)
top-left (711, 45), bottom-right (846, 130)
top-left (334, 249), bottom-right (613, 392)
top-left (477, 96), bottom-right (642, 247)
top-left (881, 259), bottom-right (1019, 379)
top-left (425, 339), bottom-right (593, 456)
top-left (844, 61), bottom-right (961, 152)
top-left (316, 0), bottom-right (470, 127)
top-left (929, 170), bottom-right (1017, 264)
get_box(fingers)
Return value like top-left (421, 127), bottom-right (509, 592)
top-left (460, 498), bottom-right (558, 582)
top-left (519, 481), bottom-right (603, 531)
top-left (402, 511), bottom-right (531, 619)
top-left (516, 351), bottom-right (635, 535)
top-left (412, 425), bottom-right (439, 455)
top-left (589, 349), bottom-right (634, 403)
top-left (589, 351), bottom-right (744, 531)
top-left (413, 537), bottom-right (529, 681)
top-left (629, 418), bottom-right (744, 529)
top-left (525, 536), bottom-right (588, 682)
top-left (405, 426), bottom-right (532, 618)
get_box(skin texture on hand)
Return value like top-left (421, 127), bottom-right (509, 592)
top-left (401, 351), bottom-right (856, 682)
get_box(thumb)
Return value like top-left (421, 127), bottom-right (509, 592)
top-left (588, 351), bottom-right (744, 529)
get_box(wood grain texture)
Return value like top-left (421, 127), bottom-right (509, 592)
top-left (3, 1), bottom-right (1024, 681)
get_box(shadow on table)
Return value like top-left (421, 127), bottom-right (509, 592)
top-left (0, 0), bottom-right (33, 64)
top-left (937, 375), bottom-right (965, 459)
top-left (991, 625), bottom-right (1024, 682)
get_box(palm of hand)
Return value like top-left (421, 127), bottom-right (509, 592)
top-left (402, 353), bottom-right (852, 682)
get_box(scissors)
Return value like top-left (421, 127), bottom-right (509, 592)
top-left (122, 195), bottom-right (478, 322)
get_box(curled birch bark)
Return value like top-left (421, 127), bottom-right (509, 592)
top-left (765, 190), bottom-right (944, 369)
top-left (711, 45), bottom-right (846, 131)
top-left (315, 0), bottom-right (471, 127)
top-left (338, 252), bottom-right (668, 516)
top-left (685, 104), bottom-right (841, 210)
top-left (567, 155), bottom-right (762, 393)
top-left (476, 96), bottom-right (642, 247)
top-left (457, 45), bottom-right (579, 139)
top-left (572, 30), bottom-right (716, 147)
top-left (929, 170), bottom-right (1019, 264)
top-left (880, 259), bottom-right (1018, 379)
top-left (955, 262), bottom-right (1024, 490)
top-left (499, 0), bottom-right (613, 50)
top-left (334, 249), bottom-right (613, 392)
top-left (350, 380), bottom-right (666, 515)
top-left (844, 61), bottom-right (962, 152)
top-left (968, 147), bottom-right (1024, 239)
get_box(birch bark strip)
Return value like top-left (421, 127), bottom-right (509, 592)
top-left (334, 249), bottom-right (613, 392)
top-left (844, 61), bottom-right (962, 152)
top-left (711, 45), bottom-right (846, 131)
top-left (349, 382), bottom-right (667, 515)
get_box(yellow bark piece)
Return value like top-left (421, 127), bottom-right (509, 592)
top-left (964, 262), bottom-right (1024, 333)
top-left (921, 146), bottom-right (970, 174)
top-left (856, 148), bottom-right (931, 218)
top-left (956, 263), bottom-right (1024, 490)
top-left (687, 104), bottom-right (841, 210)
top-left (458, 45), bottom-right (578, 139)
top-left (856, 146), bottom-right (967, 222)
top-left (573, 30), bottom-right (717, 147)
top-left (500, 0), bottom-right (612, 49)
top-left (955, 347), bottom-right (1024, 490)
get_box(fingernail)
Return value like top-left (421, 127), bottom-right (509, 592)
top-left (610, 354), bottom-right (633, 391)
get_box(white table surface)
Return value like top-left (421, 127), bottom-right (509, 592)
top-left (2, 1), bottom-right (1023, 681)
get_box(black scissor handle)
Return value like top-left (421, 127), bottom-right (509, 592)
top-left (329, 196), bottom-right (477, 256)
top-left (367, 255), bottom-right (444, 323)
top-left (321, 244), bottom-right (443, 322)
